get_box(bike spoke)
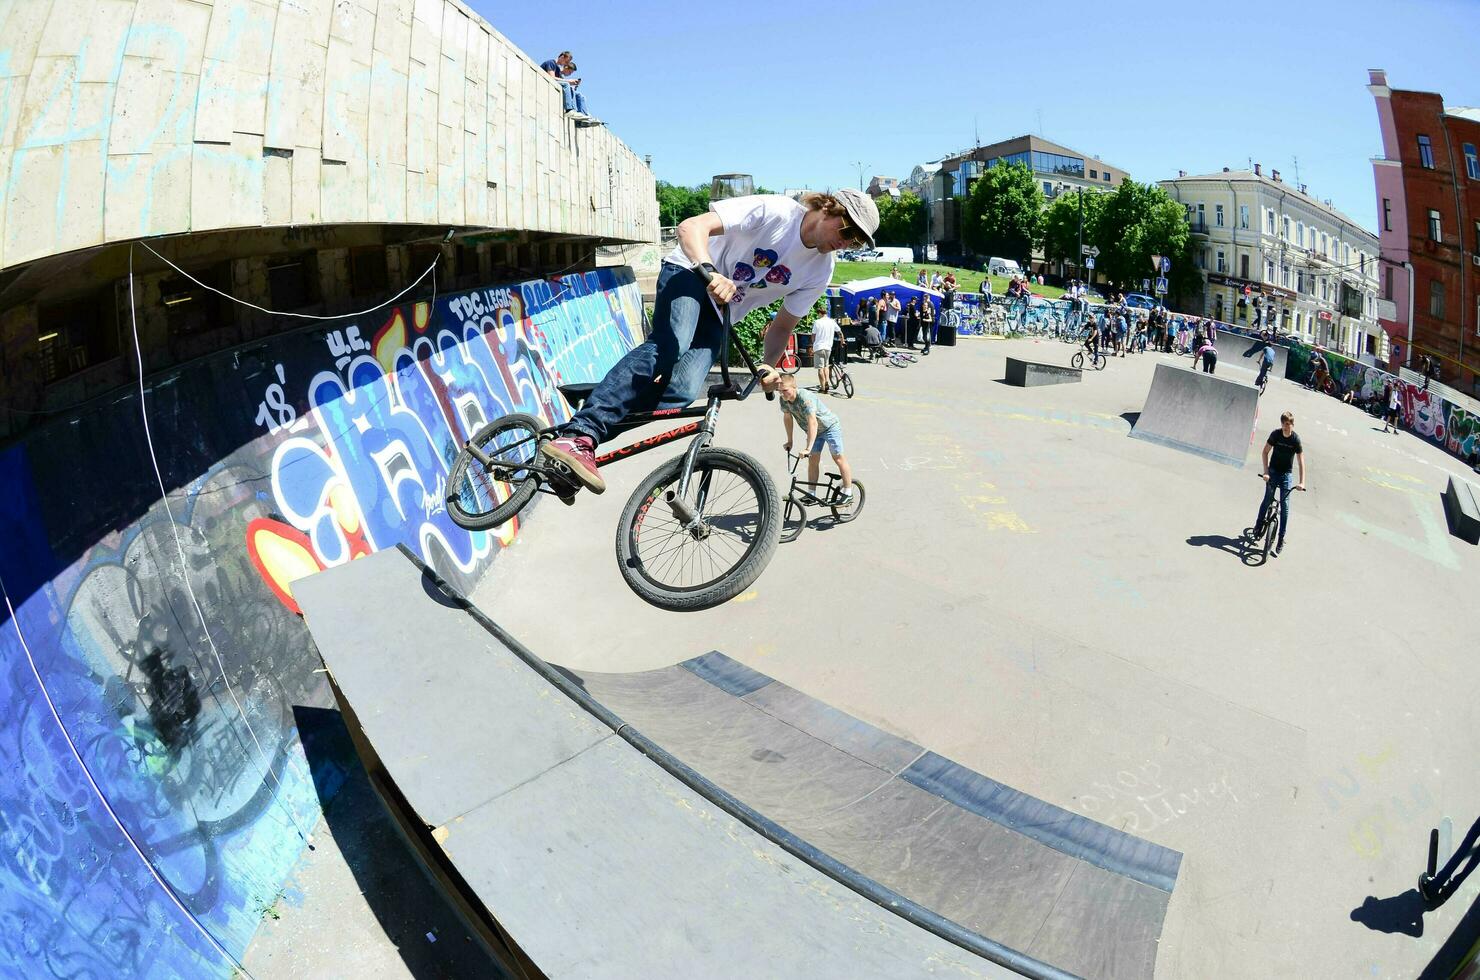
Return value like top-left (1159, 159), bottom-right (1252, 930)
top-left (631, 462), bottom-right (764, 591)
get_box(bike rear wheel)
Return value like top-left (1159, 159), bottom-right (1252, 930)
top-left (1262, 503), bottom-right (1279, 563)
top-left (779, 352), bottom-right (801, 376)
top-left (446, 413), bottom-right (544, 531)
top-left (1094, 352), bottom-right (1107, 370)
top-left (830, 479), bottom-right (866, 523)
top-left (616, 447), bottom-right (781, 611)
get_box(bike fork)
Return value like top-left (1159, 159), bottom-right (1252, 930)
top-left (667, 399), bottom-right (719, 536)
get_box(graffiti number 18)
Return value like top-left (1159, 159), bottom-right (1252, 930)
top-left (255, 364), bottom-right (297, 434)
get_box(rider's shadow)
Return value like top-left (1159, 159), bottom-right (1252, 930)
top-left (1186, 532), bottom-right (1261, 565)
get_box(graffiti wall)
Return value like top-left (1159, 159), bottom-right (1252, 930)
top-left (0, 268), bottom-right (642, 977)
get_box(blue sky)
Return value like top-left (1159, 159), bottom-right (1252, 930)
top-left (472, 0), bottom-right (1480, 231)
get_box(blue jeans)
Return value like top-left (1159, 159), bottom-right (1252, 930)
top-left (1256, 358), bottom-right (1273, 388)
top-left (559, 82), bottom-right (588, 114)
top-left (1255, 471), bottom-right (1294, 544)
top-left (565, 262), bottom-right (722, 444)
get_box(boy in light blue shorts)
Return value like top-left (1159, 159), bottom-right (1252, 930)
top-left (761, 369), bottom-right (854, 500)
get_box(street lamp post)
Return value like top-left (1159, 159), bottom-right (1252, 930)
top-left (1076, 187), bottom-right (1084, 286)
top-left (851, 161), bottom-right (868, 192)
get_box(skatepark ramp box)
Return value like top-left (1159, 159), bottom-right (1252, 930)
top-left (1130, 362), bottom-right (1260, 468)
top-left (1005, 357), bottom-right (1081, 387)
top-left (297, 547), bottom-right (1183, 979)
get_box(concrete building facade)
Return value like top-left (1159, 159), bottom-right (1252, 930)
top-left (1367, 69), bottom-right (1480, 395)
top-left (1160, 169), bottom-right (1381, 362)
top-left (0, 0), bottom-right (657, 439)
top-left (926, 135), bottom-right (1126, 264)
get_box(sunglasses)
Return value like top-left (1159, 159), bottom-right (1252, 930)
top-left (839, 217), bottom-right (868, 245)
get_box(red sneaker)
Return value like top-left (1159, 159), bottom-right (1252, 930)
top-left (540, 435), bottom-right (605, 494)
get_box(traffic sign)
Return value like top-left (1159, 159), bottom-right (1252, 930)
top-left (1160, 256), bottom-right (1172, 275)
top-left (1142, 279), bottom-right (1151, 292)
top-left (1155, 276), bottom-right (1168, 294)
top-left (1085, 256), bottom-right (1095, 269)
top-left (1081, 244), bottom-right (1100, 257)
top-left (1150, 254), bottom-right (1163, 272)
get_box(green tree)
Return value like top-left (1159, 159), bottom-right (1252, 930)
top-left (875, 191), bottom-right (926, 248)
top-left (961, 162), bottom-right (1043, 264)
top-left (1089, 180), bottom-right (1199, 299)
top-left (1041, 189), bottom-right (1107, 270)
top-left (655, 181), bottom-right (710, 226)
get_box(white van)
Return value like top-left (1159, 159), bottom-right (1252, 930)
top-left (987, 257), bottom-right (1022, 277)
top-left (855, 246), bottom-right (914, 263)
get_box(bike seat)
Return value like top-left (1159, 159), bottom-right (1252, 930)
top-left (558, 382), bottom-right (598, 408)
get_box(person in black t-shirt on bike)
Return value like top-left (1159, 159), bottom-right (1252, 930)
top-left (1250, 411), bottom-right (1307, 557)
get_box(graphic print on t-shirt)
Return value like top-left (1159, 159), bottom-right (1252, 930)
top-left (732, 262), bottom-right (755, 283)
top-left (753, 248), bottom-right (779, 269)
top-left (765, 265), bottom-right (792, 286)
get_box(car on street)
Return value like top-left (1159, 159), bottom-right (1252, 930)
top-left (1124, 293), bottom-right (1159, 310)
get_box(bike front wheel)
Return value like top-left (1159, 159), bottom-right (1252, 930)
top-left (837, 369), bottom-right (855, 398)
top-left (1094, 353), bottom-right (1107, 370)
top-left (1071, 351), bottom-right (1085, 369)
top-left (1262, 507), bottom-right (1278, 563)
top-left (781, 497), bottom-right (807, 543)
top-left (616, 447), bottom-right (781, 611)
top-left (446, 413), bottom-right (544, 531)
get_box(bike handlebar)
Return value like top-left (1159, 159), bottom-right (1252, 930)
top-left (693, 263), bottom-right (775, 402)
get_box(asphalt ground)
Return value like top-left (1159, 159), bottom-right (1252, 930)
top-left (473, 335), bottom-right (1480, 980)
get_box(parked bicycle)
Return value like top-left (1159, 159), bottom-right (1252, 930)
top-left (445, 293), bottom-right (782, 612)
top-left (779, 451), bottom-right (866, 543)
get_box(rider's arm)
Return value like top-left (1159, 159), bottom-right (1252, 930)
top-left (1296, 452), bottom-right (1306, 487)
top-left (676, 211), bottom-right (725, 266)
top-left (763, 308), bottom-right (802, 367)
top-left (805, 413), bottom-right (819, 451)
top-left (1261, 443), bottom-right (1273, 475)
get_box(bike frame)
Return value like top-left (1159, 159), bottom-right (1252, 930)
top-left (785, 454), bottom-right (844, 506)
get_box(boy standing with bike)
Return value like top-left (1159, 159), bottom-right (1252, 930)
top-left (762, 370), bottom-right (855, 503)
top-left (541, 189), bottom-right (878, 494)
top-left (1250, 411), bottom-right (1307, 557)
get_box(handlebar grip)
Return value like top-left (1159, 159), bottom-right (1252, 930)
top-left (694, 262), bottom-right (716, 284)
top-left (765, 390), bottom-right (775, 401)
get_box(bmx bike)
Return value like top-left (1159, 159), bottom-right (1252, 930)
top-left (1246, 474), bottom-right (1306, 564)
top-left (826, 354), bottom-right (855, 398)
top-left (1071, 347), bottom-right (1108, 371)
top-left (779, 451), bottom-right (866, 544)
top-left (445, 281), bottom-right (782, 612)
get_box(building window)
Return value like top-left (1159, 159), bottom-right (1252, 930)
top-left (1194, 249), bottom-right (1205, 269)
top-left (1265, 259), bottom-right (1275, 283)
top-left (37, 291), bottom-right (122, 384)
top-left (1428, 209), bottom-right (1442, 241)
top-left (160, 265), bottom-right (230, 339)
top-left (1265, 209), bottom-right (1275, 234)
top-left (1043, 181), bottom-right (1053, 195)
top-left (1215, 204), bottom-right (1225, 227)
top-left (1385, 265), bottom-right (1394, 300)
top-left (1240, 253), bottom-right (1250, 279)
top-left (1430, 279), bottom-right (1445, 318)
top-left (350, 246), bottom-right (389, 296)
top-left (1283, 216), bottom-right (1291, 239)
top-left (1466, 143), bottom-right (1479, 179)
top-left (1297, 222), bottom-right (1305, 247)
top-left (1281, 262), bottom-right (1290, 287)
top-left (267, 254), bottom-right (321, 311)
top-left (1102, 171), bottom-right (1110, 182)
top-left (1474, 219), bottom-right (1480, 251)
top-left (1089, 168), bottom-right (1098, 179)
top-left (1359, 253), bottom-right (1366, 275)
top-left (1418, 134), bottom-right (1434, 169)
top-left (1216, 250), bottom-right (1226, 273)
top-left (1382, 198), bottom-right (1391, 231)
top-left (1197, 202), bottom-right (1205, 229)
top-left (1238, 205), bottom-right (1248, 229)
top-left (1296, 270), bottom-right (1305, 293)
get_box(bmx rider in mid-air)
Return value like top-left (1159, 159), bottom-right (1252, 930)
top-left (540, 189), bottom-right (879, 494)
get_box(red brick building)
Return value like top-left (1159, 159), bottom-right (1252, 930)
top-left (1367, 69), bottom-right (1480, 396)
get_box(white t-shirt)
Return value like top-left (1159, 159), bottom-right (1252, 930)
top-left (811, 315), bottom-right (840, 353)
top-left (663, 195), bottom-right (834, 324)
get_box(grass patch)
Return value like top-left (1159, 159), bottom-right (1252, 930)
top-left (830, 261), bottom-right (1067, 300)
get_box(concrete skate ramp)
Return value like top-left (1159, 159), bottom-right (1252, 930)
top-left (1130, 362), bottom-right (1261, 467)
top-left (1211, 334), bottom-right (1290, 380)
top-left (297, 548), bottom-right (1180, 979)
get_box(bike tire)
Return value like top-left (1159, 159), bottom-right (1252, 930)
top-left (1071, 351), bottom-right (1085, 369)
top-left (885, 353), bottom-right (907, 368)
top-left (616, 446), bottom-right (781, 611)
top-left (1262, 505), bottom-right (1278, 563)
top-left (1095, 353), bottom-right (1107, 371)
top-left (839, 371), bottom-right (855, 398)
top-left (781, 498), bottom-right (807, 543)
top-left (895, 351), bottom-right (919, 363)
top-left (781, 354), bottom-right (802, 376)
top-left (830, 479), bottom-right (866, 523)
top-left (446, 413), bottom-right (544, 531)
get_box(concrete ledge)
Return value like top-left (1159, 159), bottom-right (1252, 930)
top-left (1005, 357), bottom-right (1082, 387)
top-left (1443, 476), bottom-right (1480, 544)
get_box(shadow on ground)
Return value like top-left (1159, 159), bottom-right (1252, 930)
top-left (295, 706), bottom-right (508, 979)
